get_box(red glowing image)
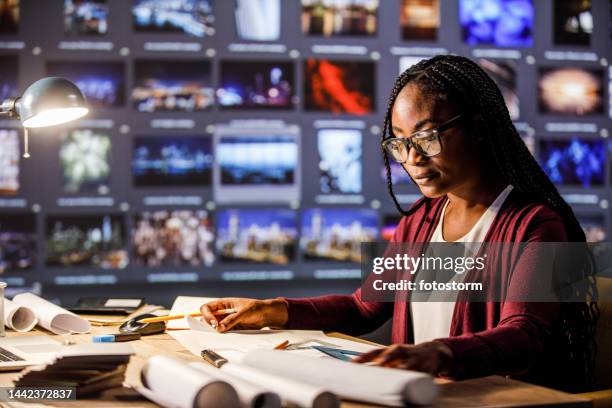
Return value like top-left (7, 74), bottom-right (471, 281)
top-left (303, 59), bottom-right (375, 115)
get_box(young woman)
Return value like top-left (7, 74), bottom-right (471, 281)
top-left (200, 55), bottom-right (597, 392)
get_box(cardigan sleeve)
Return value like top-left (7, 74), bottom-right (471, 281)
top-left (435, 208), bottom-right (567, 379)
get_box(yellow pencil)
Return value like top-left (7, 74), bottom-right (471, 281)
top-left (138, 308), bottom-right (237, 324)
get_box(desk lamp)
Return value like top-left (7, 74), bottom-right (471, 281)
top-left (0, 77), bottom-right (88, 158)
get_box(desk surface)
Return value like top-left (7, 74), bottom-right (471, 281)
top-left (0, 323), bottom-right (592, 408)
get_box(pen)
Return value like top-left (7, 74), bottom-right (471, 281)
top-left (137, 308), bottom-right (237, 324)
top-left (93, 332), bottom-right (142, 343)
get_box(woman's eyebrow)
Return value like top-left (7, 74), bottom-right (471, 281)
top-left (393, 118), bottom-right (436, 135)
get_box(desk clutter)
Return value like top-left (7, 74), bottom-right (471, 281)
top-left (0, 294), bottom-right (440, 407)
top-left (14, 343), bottom-right (134, 398)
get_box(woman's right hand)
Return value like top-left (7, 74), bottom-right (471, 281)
top-left (200, 297), bottom-right (289, 333)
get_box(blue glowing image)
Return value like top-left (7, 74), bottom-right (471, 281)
top-left (459, 0), bottom-right (534, 47)
top-left (47, 62), bottom-right (125, 108)
top-left (132, 0), bottom-right (214, 37)
top-left (539, 137), bottom-right (606, 187)
top-left (132, 136), bottom-right (213, 187)
top-left (217, 135), bottom-right (297, 186)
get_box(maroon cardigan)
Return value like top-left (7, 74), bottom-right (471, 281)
top-left (284, 189), bottom-right (584, 391)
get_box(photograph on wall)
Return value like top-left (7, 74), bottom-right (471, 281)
top-left (0, 55), bottom-right (18, 102)
top-left (45, 214), bottom-right (128, 269)
top-left (60, 129), bottom-right (111, 194)
top-left (218, 60), bottom-right (294, 110)
top-left (0, 0), bottom-right (18, 34)
top-left (216, 208), bottom-right (297, 264)
top-left (317, 128), bottom-right (362, 194)
top-left (553, 0), bottom-right (592, 46)
top-left (303, 59), bottom-right (375, 114)
top-left (399, 56), bottom-right (426, 74)
top-left (234, 0), bottom-right (280, 42)
top-left (214, 130), bottom-right (300, 204)
top-left (400, 0), bottom-right (439, 41)
top-left (0, 213), bottom-right (36, 274)
top-left (64, 0), bottom-right (108, 36)
top-left (0, 129), bottom-right (19, 195)
top-left (301, 208), bottom-right (378, 263)
top-left (132, 210), bottom-right (214, 267)
top-left (301, 0), bottom-right (378, 37)
top-left (459, 0), bottom-right (534, 47)
top-left (132, 135), bottom-right (213, 187)
top-left (47, 62), bottom-right (125, 108)
top-left (132, 60), bottom-right (214, 112)
top-left (478, 58), bottom-right (519, 120)
top-left (538, 67), bottom-right (604, 115)
top-left (538, 137), bottom-right (606, 188)
top-left (132, 0), bottom-right (214, 37)
top-left (577, 214), bottom-right (606, 243)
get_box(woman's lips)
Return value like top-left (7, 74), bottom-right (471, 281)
top-left (411, 171), bottom-right (439, 184)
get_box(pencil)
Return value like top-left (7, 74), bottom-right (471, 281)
top-left (137, 308), bottom-right (237, 324)
top-left (274, 340), bottom-right (290, 350)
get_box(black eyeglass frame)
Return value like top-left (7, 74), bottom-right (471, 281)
top-left (382, 113), bottom-right (464, 161)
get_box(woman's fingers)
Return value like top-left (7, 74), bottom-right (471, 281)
top-left (200, 303), bottom-right (219, 328)
top-left (352, 348), bottom-right (385, 363)
top-left (218, 309), bottom-right (248, 332)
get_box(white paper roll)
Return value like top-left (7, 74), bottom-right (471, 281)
top-left (12, 292), bottom-right (90, 334)
top-left (3, 298), bottom-right (38, 332)
top-left (142, 355), bottom-right (240, 408)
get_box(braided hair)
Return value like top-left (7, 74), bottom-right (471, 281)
top-left (382, 54), bottom-right (598, 391)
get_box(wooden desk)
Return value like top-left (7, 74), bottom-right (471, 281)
top-left (0, 325), bottom-right (592, 408)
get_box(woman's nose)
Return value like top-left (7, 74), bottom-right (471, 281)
top-left (405, 144), bottom-right (428, 166)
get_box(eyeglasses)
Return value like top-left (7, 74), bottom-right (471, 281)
top-left (382, 114), bottom-right (463, 162)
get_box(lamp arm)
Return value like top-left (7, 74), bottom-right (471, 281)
top-left (0, 97), bottom-right (20, 118)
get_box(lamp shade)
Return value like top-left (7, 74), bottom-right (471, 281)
top-left (16, 77), bottom-right (88, 128)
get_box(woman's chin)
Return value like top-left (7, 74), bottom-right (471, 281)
top-left (417, 184), bottom-right (446, 199)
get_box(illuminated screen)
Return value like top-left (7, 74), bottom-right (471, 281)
top-left (538, 67), bottom-right (604, 115)
top-left (132, 136), bottom-right (212, 187)
top-left (479, 58), bottom-right (519, 120)
top-left (303, 59), bottom-right (375, 114)
top-left (0, 129), bottom-right (19, 195)
top-left (64, 0), bottom-right (108, 36)
top-left (132, 0), bottom-right (214, 37)
top-left (0, 55), bottom-right (18, 101)
top-left (538, 137), bottom-right (606, 187)
top-left (317, 129), bottom-right (362, 194)
top-left (47, 62), bottom-right (125, 108)
top-left (235, 0), bottom-right (280, 41)
top-left (132, 210), bottom-right (214, 267)
top-left (0, 0), bottom-right (19, 34)
top-left (577, 214), bottom-right (606, 243)
top-left (381, 214), bottom-right (402, 242)
top-left (216, 208), bottom-right (297, 264)
top-left (553, 0), bottom-right (592, 46)
top-left (301, 0), bottom-right (378, 37)
top-left (0, 213), bottom-right (35, 273)
top-left (60, 129), bottom-right (111, 194)
top-left (301, 208), bottom-right (378, 263)
top-left (45, 214), bottom-right (128, 269)
top-left (400, 0), bottom-right (439, 40)
top-left (459, 0), bottom-right (534, 47)
top-left (132, 59), bottom-right (214, 112)
top-left (218, 60), bottom-right (294, 110)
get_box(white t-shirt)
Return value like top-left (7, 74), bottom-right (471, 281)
top-left (410, 185), bottom-right (514, 345)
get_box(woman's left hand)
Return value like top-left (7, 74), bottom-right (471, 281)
top-left (352, 341), bottom-right (454, 376)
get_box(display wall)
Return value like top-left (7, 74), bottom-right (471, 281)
top-left (0, 0), bottom-right (610, 303)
